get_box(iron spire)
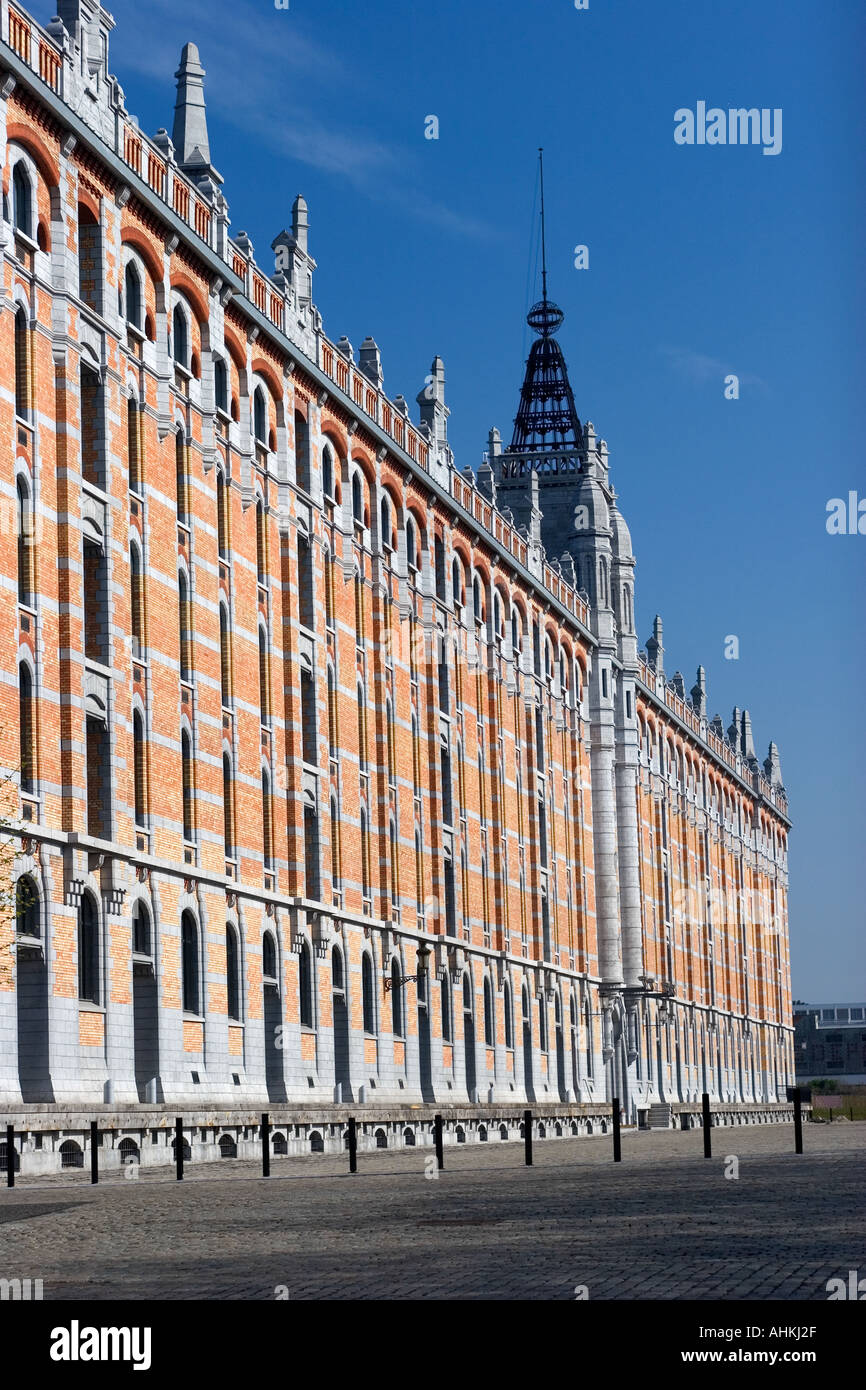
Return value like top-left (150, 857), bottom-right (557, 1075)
top-left (505, 153), bottom-right (583, 461)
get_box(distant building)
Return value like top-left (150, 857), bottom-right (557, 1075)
top-left (793, 1003), bottom-right (866, 1085)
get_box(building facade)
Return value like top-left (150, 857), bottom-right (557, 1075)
top-left (794, 1004), bottom-right (866, 1087)
top-left (0, 0), bottom-right (793, 1128)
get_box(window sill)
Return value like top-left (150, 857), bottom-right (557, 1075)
top-left (13, 228), bottom-right (39, 253)
top-left (78, 1000), bottom-right (105, 1013)
top-left (182, 1012), bottom-right (205, 1023)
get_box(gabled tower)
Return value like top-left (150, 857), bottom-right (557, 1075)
top-left (491, 153), bottom-right (644, 1114)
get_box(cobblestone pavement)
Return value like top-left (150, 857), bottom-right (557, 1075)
top-left (0, 1125), bottom-right (862, 1300)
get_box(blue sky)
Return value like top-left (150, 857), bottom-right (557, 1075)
top-left (93, 0), bottom-right (864, 1000)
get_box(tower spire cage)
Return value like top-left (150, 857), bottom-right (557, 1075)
top-left (505, 149), bottom-right (584, 472)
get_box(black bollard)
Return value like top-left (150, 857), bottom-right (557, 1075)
top-left (612, 1098), bottom-right (622, 1162)
top-left (6, 1124), bottom-right (14, 1188)
top-left (262, 1113), bottom-right (270, 1178)
top-left (348, 1117), bottom-right (357, 1174)
top-left (434, 1113), bottom-right (444, 1170)
top-left (793, 1089), bottom-right (803, 1155)
top-left (702, 1092), bottom-right (712, 1158)
top-left (524, 1109), bottom-right (533, 1166)
top-left (90, 1121), bottom-right (98, 1185)
top-left (175, 1116), bottom-right (184, 1181)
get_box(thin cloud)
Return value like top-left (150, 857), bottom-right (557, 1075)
top-left (108, 0), bottom-right (492, 240)
top-left (660, 346), bottom-right (768, 392)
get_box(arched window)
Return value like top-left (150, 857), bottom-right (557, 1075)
top-left (437, 632), bottom-right (449, 711)
top-left (12, 164), bottom-right (31, 237)
top-left (304, 801), bottom-right (319, 899)
top-left (19, 663), bottom-right (34, 794)
top-left (299, 940), bottom-right (314, 1028)
top-left (483, 976), bottom-right (494, 1046)
top-left (226, 926), bottom-right (241, 1021)
top-left (262, 930), bottom-right (277, 981)
top-left (261, 768), bottom-right (273, 868)
top-left (327, 666), bottom-right (337, 755)
top-left (434, 535), bottom-right (446, 602)
top-left (414, 827), bottom-right (423, 912)
top-left (473, 575), bottom-right (484, 627)
top-left (127, 398), bottom-right (141, 493)
top-left (362, 953), bottom-right (375, 1034)
top-left (80, 359), bottom-right (105, 489)
top-left (222, 753), bottom-right (233, 857)
top-left (391, 958), bottom-right (403, 1035)
top-left (295, 413), bottom-right (311, 492)
top-left (504, 980), bottom-right (514, 1050)
top-left (357, 685), bottom-right (367, 772)
top-left (441, 976), bottom-right (452, 1042)
top-left (219, 606), bottom-right (231, 707)
top-left (440, 741), bottom-right (452, 825)
top-left (172, 304), bottom-right (189, 368)
top-left (15, 876), bottom-right (39, 937)
top-left (298, 531), bottom-right (314, 630)
top-left (133, 710), bottom-right (146, 826)
top-left (352, 471), bottom-right (364, 526)
top-left (214, 357), bottom-right (228, 414)
top-left (443, 850), bottom-right (456, 937)
top-left (321, 443), bottom-right (333, 500)
top-left (389, 816), bottom-right (398, 905)
top-left (258, 627), bottom-right (270, 726)
top-left (253, 387), bottom-right (267, 445)
top-left (360, 806), bottom-right (370, 903)
top-left (256, 497), bottom-right (267, 583)
top-left (452, 558), bottom-right (463, 611)
top-left (538, 995), bottom-right (548, 1051)
top-left (216, 469), bottom-right (229, 558)
top-left (181, 911), bottom-right (200, 1014)
top-left (380, 494), bottom-right (392, 553)
top-left (14, 307), bottom-right (28, 418)
top-left (17, 476), bottom-right (33, 604)
top-left (77, 204), bottom-right (101, 310)
top-left (130, 543), bottom-right (144, 659)
top-left (124, 262), bottom-right (142, 328)
top-left (329, 794), bottom-right (340, 899)
top-left (406, 519), bottom-right (418, 573)
top-left (175, 428), bottom-right (188, 523)
top-left (132, 900), bottom-right (150, 956)
top-left (178, 570), bottom-right (192, 681)
top-left (181, 729), bottom-right (194, 842)
top-left (511, 608), bottom-right (522, 655)
top-left (463, 973), bottom-right (473, 1024)
top-left (332, 944), bottom-right (344, 993)
top-left (78, 895), bottom-right (99, 1004)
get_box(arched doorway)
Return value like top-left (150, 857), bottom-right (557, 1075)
top-left (462, 974), bottom-right (476, 1102)
top-left (522, 985), bottom-right (535, 1102)
top-left (554, 993), bottom-right (567, 1100)
top-left (132, 900), bottom-right (160, 1102)
top-left (417, 960), bottom-right (434, 1102)
top-left (15, 877), bottom-right (53, 1102)
top-left (262, 930), bottom-right (286, 1102)
top-left (331, 944), bottom-right (352, 1102)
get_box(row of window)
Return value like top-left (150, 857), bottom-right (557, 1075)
top-left (14, 874), bottom-right (593, 1057)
